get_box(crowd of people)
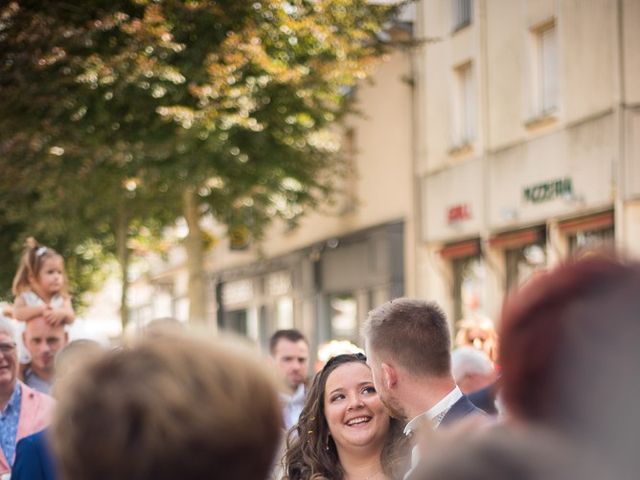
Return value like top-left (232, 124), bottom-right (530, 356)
top-left (0, 237), bottom-right (638, 480)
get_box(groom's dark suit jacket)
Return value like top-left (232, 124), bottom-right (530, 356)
top-left (440, 394), bottom-right (486, 427)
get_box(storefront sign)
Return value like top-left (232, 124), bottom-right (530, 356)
top-left (447, 204), bottom-right (472, 224)
top-left (222, 279), bottom-right (253, 305)
top-left (523, 178), bottom-right (573, 204)
top-left (266, 271), bottom-right (291, 297)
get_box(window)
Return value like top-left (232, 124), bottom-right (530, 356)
top-left (452, 62), bottom-right (475, 147)
top-left (453, 0), bottom-right (473, 31)
top-left (568, 227), bottom-right (614, 253)
top-left (505, 242), bottom-right (546, 292)
top-left (222, 309), bottom-right (248, 335)
top-left (275, 296), bottom-right (294, 329)
top-left (452, 254), bottom-right (486, 324)
top-left (561, 212), bottom-right (615, 255)
top-left (328, 293), bottom-right (358, 342)
top-left (533, 22), bottom-right (558, 115)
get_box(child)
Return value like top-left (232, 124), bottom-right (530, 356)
top-left (12, 237), bottom-right (75, 326)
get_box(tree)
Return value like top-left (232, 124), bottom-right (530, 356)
top-left (0, 0), bottom-right (402, 327)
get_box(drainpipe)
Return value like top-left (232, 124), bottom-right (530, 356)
top-left (409, 0), bottom-right (425, 298)
top-left (614, 0), bottom-right (626, 248)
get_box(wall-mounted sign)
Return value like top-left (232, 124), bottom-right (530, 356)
top-left (222, 279), bottom-right (253, 305)
top-left (447, 204), bottom-right (472, 224)
top-left (266, 271), bottom-right (291, 297)
top-left (523, 178), bottom-right (573, 204)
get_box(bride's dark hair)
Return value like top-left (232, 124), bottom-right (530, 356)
top-left (283, 353), bottom-right (408, 480)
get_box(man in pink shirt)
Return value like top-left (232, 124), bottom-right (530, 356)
top-left (0, 317), bottom-right (54, 476)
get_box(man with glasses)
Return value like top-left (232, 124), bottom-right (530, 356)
top-left (20, 316), bottom-right (68, 395)
top-left (0, 317), bottom-right (54, 478)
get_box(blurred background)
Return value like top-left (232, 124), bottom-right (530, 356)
top-left (1, 0), bottom-right (639, 364)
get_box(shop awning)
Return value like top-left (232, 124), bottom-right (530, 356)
top-left (488, 227), bottom-right (543, 250)
top-left (558, 211), bottom-right (614, 235)
top-left (439, 239), bottom-right (480, 259)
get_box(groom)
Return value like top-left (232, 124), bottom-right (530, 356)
top-left (363, 298), bottom-right (485, 477)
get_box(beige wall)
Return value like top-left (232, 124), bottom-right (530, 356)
top-left (258, 50), bottom-right (413, 256)
top-left (488, 113), bottom-right (616, 230)
top-left (560, 0), bottom-right (617, 123)
top-left (485, 0), bottom-right (619, 151)
top-left (417, 0), bottom-right (632, 234)
top-left (485, 0), bottom-right (526, 149)
top-left (623, 199), bottom-right (640, 257)
top-left (625, 109), bottom-right (640, 199)
top-left (422, 157), bottom-right (483, 242)
top-left (421, 0), bottom-right (483, 173)
top-left (201, 48), bottom-right (415, 287)
top-left (623, 0), bottom-right (640, 103)
top-left (415, 0), bottom-right (639, 327)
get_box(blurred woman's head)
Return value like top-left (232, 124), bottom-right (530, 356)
top-left (52, 332), bottom-right (283, 480)
top-left (499, 252), bottom-right (640, 442)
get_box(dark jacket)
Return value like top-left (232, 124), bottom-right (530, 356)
top-left (12, 429), bottom-right (57, 480)
top-left (440, 394), bottom-right (486, 427)
top-left (467, 382), bottom-right (499, 415)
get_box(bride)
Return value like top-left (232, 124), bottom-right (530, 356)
top-left (283, 353), bottom-right (408, 480)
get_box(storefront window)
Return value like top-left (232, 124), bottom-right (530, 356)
top-left (329, 293), bottom-right (358, 342)
top-left (506, 242), bottom-right (546, 291)
top-left (174, 297), bottom-right (189, 323)
top-left (223, 309), bottom-right (248, 335)
top-left (452, 255), bottom-right (487, 324)
top-left (568, 227), bottom-right (614, 254)
top-left (276, 296), bottom-right (294, 330)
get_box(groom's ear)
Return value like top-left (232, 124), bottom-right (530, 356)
top-left (381, 362), bottom-right (397, 389)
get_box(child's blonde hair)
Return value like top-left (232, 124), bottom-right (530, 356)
top-left (12, 237), bottom-right (69, 297)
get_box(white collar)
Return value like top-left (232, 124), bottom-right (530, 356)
top-left (404, 386), bottom-right (463, 435)
top-left (280, 382), bottom-right (305, 403)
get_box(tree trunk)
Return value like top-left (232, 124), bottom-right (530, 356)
top-left (116, 205), bottom-right (130, 332)
top-left (183, 188), bottom-right (208, 326)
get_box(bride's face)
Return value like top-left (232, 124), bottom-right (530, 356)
top-left (323, 362), bottom-right (390, 452)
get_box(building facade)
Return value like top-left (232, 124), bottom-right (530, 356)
top-left (413, 0), bottom-right (640, 331)
top-left (126, 0), bottom-right (640, 351)
top-left (128, 46), bottom-right (415, 356)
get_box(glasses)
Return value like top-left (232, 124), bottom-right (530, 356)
top-left (0, 342), bottom-right (16, 354)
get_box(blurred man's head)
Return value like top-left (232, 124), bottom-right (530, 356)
top-left (52, 339), bottom-right (104, 398)
top-left (52, 332), bottom-right (282, 480)
top-left (269, 329), bottom-right (309, 394)
top-left (451, 346), bottom-right (496, 394)
top-left (0, 318), bottom-right (18, 393)
top-left (22, 316), bottom-right (68, 380)
top-left (415, 426), bottom-right (606, 480)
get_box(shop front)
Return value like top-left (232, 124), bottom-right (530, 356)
top-left (487, 116), bottom-right (617, 295)
top-left (420, 158), bottom-right (493, 330)
top-left (214, 220), bottom-right (405, 354)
